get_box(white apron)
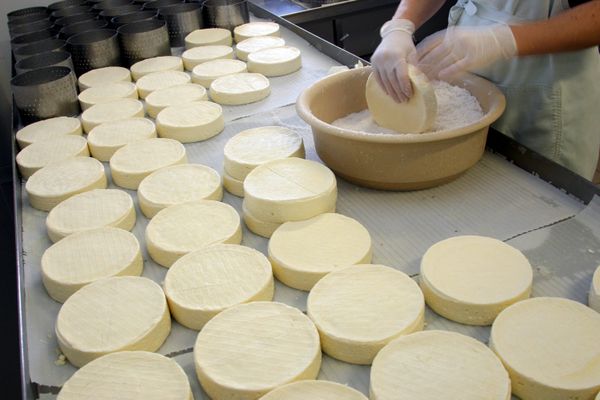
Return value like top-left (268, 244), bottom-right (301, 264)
top-left (449, 0), bottom-right (600, 179)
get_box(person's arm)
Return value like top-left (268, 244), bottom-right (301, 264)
top-left (393, 0), bottom-right (448, 29)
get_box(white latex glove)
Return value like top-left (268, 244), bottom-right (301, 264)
top-left (417, 24), bottom-right (517, 80)
top-left (371, 21), bottom-right (417, 103)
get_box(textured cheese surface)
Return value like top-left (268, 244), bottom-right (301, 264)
top-left (185, 28), bottom-right (232, 48)
top-left (87, 118), bottom-right (157, 162)
top-left (146, 200), bottom-right (242, 267)
top-left (16, 135), bottom-right (89, 178)
top-left (247, 46), bottom-right (302, 77)
top-left (191, 59), bottom-right (247, 88)
top-left (78, 82), bottom-right (138, 110)
top-left (224, 126), bottom-right (304, 180)
top-left (42, 227), bottom-right (142, 302)
top-left (146, 83), bottom-right (208, 118)
top-left (223, 171), bottom-right (244, 197)
top-left (81, 99), bottom-right (144, 133)
top-left (16, 117), bottom-right (82, 149)
top-left (136, 71), bottom-right (191, 99)
top-left (130, 56), bottom-right (184, 81)
top-left (57, 351), bottom-right (192, 400)
top-left (46, 189), bottom-right (135, 242)
top-left (56, 276), bottom-right (171, 367)
top-left (209, 73), bottom-right (270, 105)
top-left (182, 45), bottom-right (234, 70)
top-left (234, 22), bottom-right (280, 43)
top-left (307, 265), bottom-right (424, 364)
top-left (194, 301), bottom-right (321, 400)
top-left (260, 380), bottom-right (368, 400)
top-left (78, 66), bottom-right (131, 91)
top-left (590, 266), bottom-right (600, 312)
top-left (164, 244), bottom-right (274, 329)
top-left (269, 213), bottom-right (372, 291)
top-left (138, 164), bottom-right (222, 218)
top-left (25, 157), bottom-right (107, 211)
top-left (421, 235), bottom-right (533, 325)
top-left (235, 36), bottom-right (286, 61)
top-left (490, 297), bottom-right (600, 400)
top-left (109, 138), bottom-right (187, 190)
top-left (370, 330), bottom-right (511, 400)
top-left (156, 101), bottom-right (224, 143)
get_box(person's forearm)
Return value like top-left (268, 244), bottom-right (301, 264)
top-left (393, 0), bottom-right (448, 29)
top-left (511, 0), bottom-right (600, 56)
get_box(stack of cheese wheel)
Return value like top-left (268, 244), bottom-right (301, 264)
top-left (222, 126), bottom-right (305, 197)
top-left (242, 157), bottom-right (336, 238)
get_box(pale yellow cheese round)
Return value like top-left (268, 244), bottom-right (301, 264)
top-left (81, 99), bottom-right (145, 134)
top-left (135, 70), bottom-right (191, 99)
top-left (78, 82), bottom-right (138, 110)
top-left (156, 101), bottom-right (224, 143)
top-left (307, 264), bottom-right (424, 364)
top-left (16, 117), bottom-right (82, 149)
top-left (242, 202), bottom-right (282, 239)
top-left (42, 227), bottom-right (142, 303)
top-left (46, 189), bottom-right (135, 243)
top-left (191, 59), bottom-right (247, 88)
top-left (590, 265), bottom-right (600, 312)
top-left (247, 46), bottom-right (302, 77)
top-left (138, 163), bottom-right (223, 218)
top-left (16, 135), bottom-right (89, 179)
top-left (182, 45), bottom-right (234, 71)
top-left (78, 66), bottom-right (131, 91)
top-left (145, 200), bottom-right (242, 268)
top-left (145, 83), bottom-right (208, 118)
top-left (260, 380), bottom-right (367, 400)
top-left (164, 244), bottom-right (274, 330)
top-left (87, 118), bottom-right (157, 162)
top-left (370, 330), bottom-right (511, 400)
top-left (234, 22), bottom-right (280, 43)
top-left (490, 297), bottom-right (600, 400)
top-left (25, 157), bottom-right (107, 211)
top-left (185, 28), bottom-right (232, 48)
top-left (109, 138), bottom-right (187, 190)
top-left (235, 36), bottom-right (286, 62)
top-left (210, 72), bottom-right (271, 105)
top-left (57, 351), bottom-right (192, 400)
top-left (194, 301), bottom-right (321, 400)
top-left (223, 170), bottom-right (245, 197)
top-left (130, 56), bottom-right (184, 81)
top-left (56, 276), bottom-right (171, 367)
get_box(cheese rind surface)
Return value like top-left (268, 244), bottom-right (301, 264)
top-left (146, 84), bottom-right (208, 118)
top-left (194, 301), bottom-right (321, 400)
top-left (247, 46), bottom-right (302, 77)
top-left (78, 66), bottom-right (131, 91)
top-left (185, 28), bottom-right (232, 48)
top-left (130, 56), bottom-right (184, 81)
top-left (16, 135), bottom-right (89, 178)
top-left (234, 22), bottom-right (280, 43)
top-left (259, 380), bottom-right (368, 400)
top-left (16, 117), bottom-right (82, 149)
top-left (235, 36), bottom-right (286, 62)
top-left (191, 59), bottom-right (247, 88)
top-left (370, 330), bottom-right (511, 400)
top-left (490, 297), bottom-right (600, 400)
top-left (81, 99), bottom-right (144, 133)
top-left (209, 73), bottom-right (270, 105)
top-left (87, 118), bottom-right (157, 162)
top-left (156, 101), bottom-right (224, 143)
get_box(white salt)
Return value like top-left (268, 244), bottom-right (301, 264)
top-left (332, 81), bottom-right (484, 135)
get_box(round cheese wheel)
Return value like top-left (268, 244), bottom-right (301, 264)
top-left (130, 56), bottom-right (184, 81)
top-left (57, 351), bottom-right (192, 400)
top-left (46, 189), bottom-right (135, 243)
top-left (242, 202), bottom-right (282, 239)
top-left (87, 118), bottom-right (157, 162)
top-left (109, 138), bottom-right (187, 190)
top-left (243, 158), bottom-right (337, 223)
top-left (191, 59), bottom-right (247, 88)
top-left (81, 98), bottom-right (145, 134)
top-left (235, 36), bottom-right (286, 62)
top-left (42, 227), bottom-right (142, 303)
top-left (78, 66), bottom-right (131, 91)
top-left (490, 297), bottom-right (600, 400)
top-left (16, 117), bottom-right (82, 149)
top-left (224, 126), bottom-right (304, 180)
top-left (365, 66), bottom-right (437, 133)
top-left (25, 157), bottom-right (107, 211)
top-left (234, 22), bottom-right (280, 43)
top-left (156, 101), bottom-right (224, 143)
top-left (78, 82), bottom-right (138, 110)
top-left (138, 164), bottom-right (223, 218)
top-left (247, 46), bottom-right (302, 77)
top-left (145, 200), bottom-right (242, 268)
top-left (307, 264), bottom-right (424, 364)
top-left (209, 72), bottom-right (270, 105)
top-left (260, 380), bottom-right (368, 400)
top-left (135, 70), bottom-right (191, 99)
top-left (590, 265), bottom-right (600, 312)
top-left (370, 330), bottom-right (511, 400)
top-left (182, 45), bottom-right (234, 71)
top-left (145, 83), bottom-right (208, 118)
top-left (194, 301), bottom-right (321, 399)
top-left (269, 213), bottom-right (372, 291)
top-left (16, 135), bottom-right (89, 179)
top-left (420, 235), bottom-right (533, 326)
top-left (185, 28), bottom-right (232, 48)
top-left (164, 244), bottom-right (274, 330)
top-left (223, 171), bottom-right (244, 197)
top-left (56, 276), bottom-right (171, 367)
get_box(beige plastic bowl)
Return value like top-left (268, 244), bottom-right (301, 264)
top-left (296, 66), bottom-right (506, 190)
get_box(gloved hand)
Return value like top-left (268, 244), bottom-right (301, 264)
top-left (371, 20), bottom-right (417, 103)
top-left (417, 24), bottom-right (517, 81)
